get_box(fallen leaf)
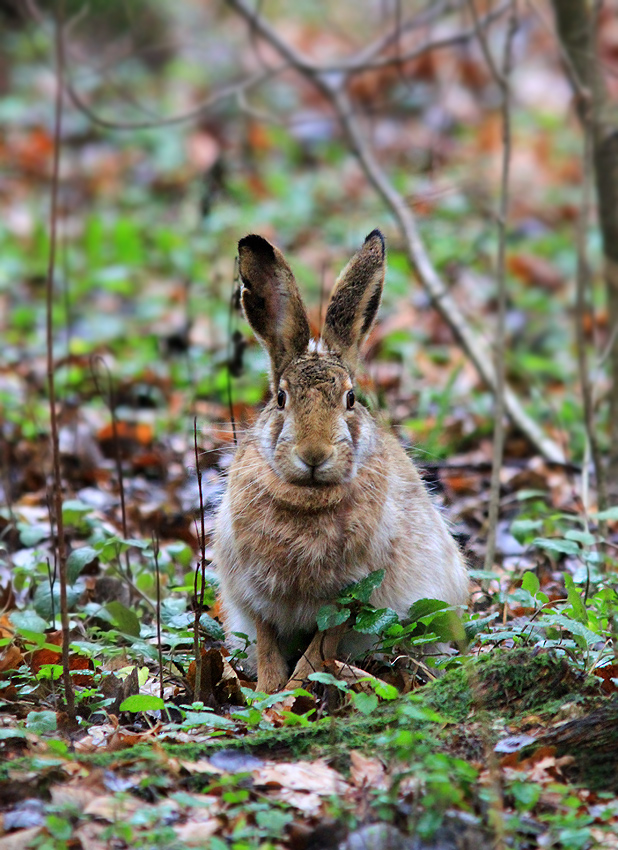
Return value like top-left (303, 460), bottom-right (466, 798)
top-left (253, 760), bottom-right (348, 795)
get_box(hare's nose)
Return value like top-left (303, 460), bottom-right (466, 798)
top-left (295, 444), bottom-right (333, 470)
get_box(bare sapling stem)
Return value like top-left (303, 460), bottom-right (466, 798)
top-left (90, 356), bottom-right (132, 581)
top-left (469, 0), bottom-right (517, 573)
top-left (152, 532), bottom-right (164, 701)
top-left (192, 417), bottom-right (206, 701)
top-left (46, 0), bottom-right (74, 723)
top-left (574, 98), bottom-right (608, 538)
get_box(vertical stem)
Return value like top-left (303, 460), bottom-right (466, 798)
top-left (47, 0), bottom-right (74, 722)
top-left (575, 105), bottom-right (608, 524)
top-left (483, 2), bottom-right (517, 574)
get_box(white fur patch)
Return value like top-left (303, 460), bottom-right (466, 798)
top-left (307, 338), bottom-right (328, 355)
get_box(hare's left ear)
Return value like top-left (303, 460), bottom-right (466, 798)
top-left (238, 234), bottom-right (311, 386)
top-left (321, 229), bottom-right (386, 369)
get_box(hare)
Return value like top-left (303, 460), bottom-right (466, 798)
top-left (213, 230), bottom-right (468, 693)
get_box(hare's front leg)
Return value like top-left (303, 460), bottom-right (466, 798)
top-left (255, 616), bottom-right (289, 693)
top-left (286, 622), bottom-right (349, 689)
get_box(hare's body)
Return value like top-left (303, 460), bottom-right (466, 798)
top-left (214, 231), bottom-right (468, 691)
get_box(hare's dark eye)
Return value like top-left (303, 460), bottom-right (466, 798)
top-left (346, 390), bottom-right (355, 410)
top-left (277, 389), bottom-right (286, 410)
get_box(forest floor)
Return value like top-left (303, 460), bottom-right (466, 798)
top-left (2, 3), bottom-right (618, 849)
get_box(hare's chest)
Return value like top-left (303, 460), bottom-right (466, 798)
top-left (237, 506), bottom-right (372, 599)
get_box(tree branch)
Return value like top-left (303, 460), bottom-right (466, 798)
top-left (226, 0), bottom-right (564, 463)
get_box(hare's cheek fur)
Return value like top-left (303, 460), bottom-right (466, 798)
top-left (261, 405), bottom-right (362, 487)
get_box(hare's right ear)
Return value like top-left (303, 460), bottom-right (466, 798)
top-left (238, 235), bottom-right (311, 385)
top-left (321, 229), bottom-right (386, 370)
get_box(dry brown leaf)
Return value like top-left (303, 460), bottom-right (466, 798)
top-left (173, 818), bottom-right (222, 846)
top-left (323, 659), bottom-right (390, 694)
top-left (83, 795), bottom-right (151, 821)
top-left (253, 760), bottom-right (348, 795)
top-left (71, 821), bottom-right (109, 850)
top-left (0, 827), bottom-right (44, 850)
top-left (276, 789), bottom-right (325, 816)
top-left (349, 750), bottom-right (387, 789)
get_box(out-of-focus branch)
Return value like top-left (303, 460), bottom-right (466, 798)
top-left (46, 0), bottom-right (75, 725)
top-left (552, 0), bottom-right (618, 500)
top-left (227, 0), bottom-right (565, 464)
top-left (65, 64), bottom-right (287, 131)
top-left (467, 0), bottom-right (518, 572)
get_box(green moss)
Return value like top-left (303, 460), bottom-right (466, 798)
top-left (424, 648), bottom-right (589, 722)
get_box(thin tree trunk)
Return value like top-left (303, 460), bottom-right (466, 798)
top-left (552, 0), bottom-right (618, 502)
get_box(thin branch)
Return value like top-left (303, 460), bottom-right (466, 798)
top-left (66, 64), bottom-right (287, 131)
top-left (575, 98), bottom-right (608, 518)
top-left (46, 0), bottom-right (75, 724)
top-left (477, 1), bottom-right (518, 573)
top-left (226, 0), bottom-right (565, 464)
top-left (323, 2), bottom-right (509, 74)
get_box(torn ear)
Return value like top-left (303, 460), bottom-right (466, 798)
top-left (321, 229), bottom-right (386, 369)
top-left (238, 234), bottom-right (311, 384)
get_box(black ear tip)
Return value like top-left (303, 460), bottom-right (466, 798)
top-left (364, 229), bottom-right (385, 255)
top-left (238, 234), bottom-right (276, 258)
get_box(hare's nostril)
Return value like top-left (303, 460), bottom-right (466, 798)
top-left (295, 445), bottom-right (333, 470)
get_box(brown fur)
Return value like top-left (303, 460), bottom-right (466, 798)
top-left (213, 231), bottom-right (469, 692)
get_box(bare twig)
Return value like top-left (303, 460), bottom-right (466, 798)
top-left (90, 356), bottom-right (132, 581)
top-left (574, 95), bottom-right (608, 522)
top-left (226, 0), bottom-right (565, 465)
top-left (66, 64), bottom-right (287, 131)
top-left (192, 417), bottom-right (206, 702)
top-left (153, 532), bottom-right (164, 701)
top-left (469, 0), bottom-right (518, 574)
top-left (46, 0), bottom-right (74, 724)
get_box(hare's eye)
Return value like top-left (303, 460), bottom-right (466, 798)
top-left (277, 389), bottom-right (286, 410)
top-left (346, 390), bottom-right (355, 410)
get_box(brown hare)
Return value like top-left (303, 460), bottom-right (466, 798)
top-left (213, 230), bottom-right (468, 693)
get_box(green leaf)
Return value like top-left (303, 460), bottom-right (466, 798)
top-left (26, 710), bottom-right (57, 733)
top-left (0, 728), bottom-right (27, 740)
top-left (540, 613), bottom-right (600, 648)
top-left (33, 582), bottom-right (82, 621)
top-left (408, 598), bottom-right (449, 622)
top-left (316, 604), bottom-right (349, 631)
top-left (521, 571), bottom-right (540, 595)
top-left (199, 613), bottom-right (225, 642)
top-left (105, 601), bottom-right (140, 637)
top-left (67, 547), bottom-right (98, 583)
top-left (373, 680), bottom-right (399, 700)
top-left (591, 506), bottom-right (618, 521)
top-left (533, 537), bottom-right (580, 557)
top-left (61, 500), bottom-right (92, 525)
top-left (18, 524), bottom-right (49, 547)
top-left (464, 613), bottom-right (498, 640)
top-left (307, 671), bottom-right (350, 691)
top-left (510, 518), bottom-right (543, 543)
top-left (166, 541), bottom-right (193, 568)
top-left (182, 711), bottom-right (236, 729)
top-left (10, 609), bottom-right (48, 635)
top-left (468, 569), bottom-right (501, 581)
top-left (351, 691), bottom-right (378, 715)
top-left (354, 607), bottom-right (399, 635)
top-left (338, 569), bottom-right (385, 604)
top-left (564, 529), bottom-right (597, 547)
top-left (564, 575), bottom-right (588, 626)
top-left (119, 694), bottom-right (165, 713)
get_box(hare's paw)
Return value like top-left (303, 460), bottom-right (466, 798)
top-left (255, 616), bottom-right (289, 694)
top-left (256, 652), bottom-right (289, 694)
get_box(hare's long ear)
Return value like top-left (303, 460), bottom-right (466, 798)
top-left (238, 234), bottom-right (311, 386)
top-left (321, 229), bottom-right (386, 370)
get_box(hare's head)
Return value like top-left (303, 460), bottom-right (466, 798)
top-left (238, 230), bottom-right (385, 487)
